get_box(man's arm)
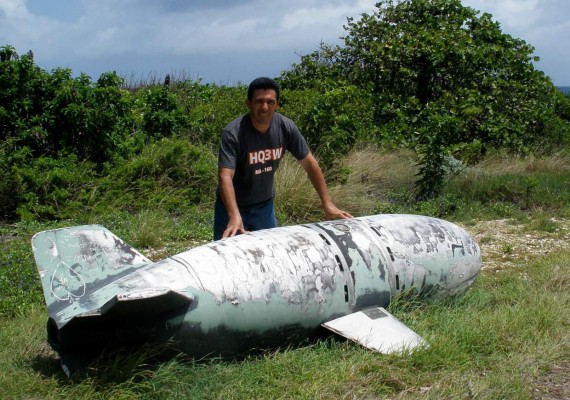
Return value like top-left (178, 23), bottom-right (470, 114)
top-left (218, 167), bottom-right (247, 238)
top-left (299, 153), bottom-right (353, 220)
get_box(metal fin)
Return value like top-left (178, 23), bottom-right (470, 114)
top-left (31, 224), bottom-right (152, 326)
top-left (322, 307), bottom-right (427, 353)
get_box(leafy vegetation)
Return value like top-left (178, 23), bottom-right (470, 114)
top-left (1, 1), bottom-right (570, 396)
top-left (281, 0), bottom-right (570, 198)
top-left (2, 0), bottom-right (569, 221)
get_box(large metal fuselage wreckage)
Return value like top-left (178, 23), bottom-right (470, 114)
top-left (32, 214), bottom-right (482, 374)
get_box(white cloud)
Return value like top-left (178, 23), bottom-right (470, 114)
top-left (489, 0), bottom-right (541, 28)
top-left (0, 0), bottom-right (374, 57)
top-left (1, 0), bottom-right (567, 84)
top-left (0, 0), bottom-right (27, 17)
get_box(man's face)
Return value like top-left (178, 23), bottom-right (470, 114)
top-left (246, 89), bottom-right (278, 128)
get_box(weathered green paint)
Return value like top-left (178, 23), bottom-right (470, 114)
top-left (31, 214), bottom-right (482, 374)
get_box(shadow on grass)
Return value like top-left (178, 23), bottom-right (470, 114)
top-left (28, 330), bottom-right (341, 387)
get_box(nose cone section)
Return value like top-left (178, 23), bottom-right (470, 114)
top-left (437, 241), bottom-right (482, 297)
top-left (356, 214), bottom-right (483, 299)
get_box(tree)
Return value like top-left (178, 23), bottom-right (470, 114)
top-left (280, 0), bottom-right (570, 199)
top-left (0, 46), bottom-right (137, 165)
top-left (0, 45), bottom-right (50, 149)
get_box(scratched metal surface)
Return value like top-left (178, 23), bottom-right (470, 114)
top-left (115, 225), bottom-right (353, 333)
top-left (32, 225), bottom-right (151, 326)
top-left (359, 214), bottom-right (481, 297)
top-left (31, 214), bottom-right (481, 359)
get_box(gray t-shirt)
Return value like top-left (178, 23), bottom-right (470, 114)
top-left (218, 113), bottom-right (310, 207)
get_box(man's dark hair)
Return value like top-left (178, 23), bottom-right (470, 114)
top-left (247, 77), bottom-right (280, 101)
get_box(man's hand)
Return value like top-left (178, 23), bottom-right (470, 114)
top-left (324, 205), bottom-right (353, 220)
top-left (223, 216), bottom-right (248, 239)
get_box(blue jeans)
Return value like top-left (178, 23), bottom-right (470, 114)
top-left (214, 197), bottom-right (278, 240)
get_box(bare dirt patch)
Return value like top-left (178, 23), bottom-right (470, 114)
top-left (466, 218), bottom-right (570, 271)
top-left (532, 362), bottom-right (570, 400)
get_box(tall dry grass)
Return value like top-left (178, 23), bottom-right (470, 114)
top-left (274, 148), bottom-right (418, 224)
top-left (472, 150), bottom-right (570, 175)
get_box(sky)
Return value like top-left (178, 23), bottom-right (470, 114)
top-left (1, 0), bottom-right (568, 86)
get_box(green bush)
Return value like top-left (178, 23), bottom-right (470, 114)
top-left (1, 47), bottom-right (135, 164)
top-left (0, 165), bottom-right (23, 221)
top-left (101, 137), bottom-right (217, 213)
top-left (0, 144), bottom-right (24, 221)
top-left (16, 155), bottom-right (98, 221)
top-left (280, 85), bottom-right (377, 171)
top-left (44, 70), bottom-right (134, 163)
top-left (187, 85), bottom-right (247, 146)
top-left (138, 84), bottom-right (189, 139)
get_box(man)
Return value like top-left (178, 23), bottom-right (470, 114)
top-left (214, 77), bottom-right (352, 240)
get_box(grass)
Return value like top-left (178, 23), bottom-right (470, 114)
top-left (275, 147), bottom-right (570, 225)
top-left (0, 249), bottom-right (568, 399)
top-left (450, 150), bottom-right (570, 219)
top-left (1, 148), bottom-right (570, 398)
top-left (274, 148), bottom-right (417, 224)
